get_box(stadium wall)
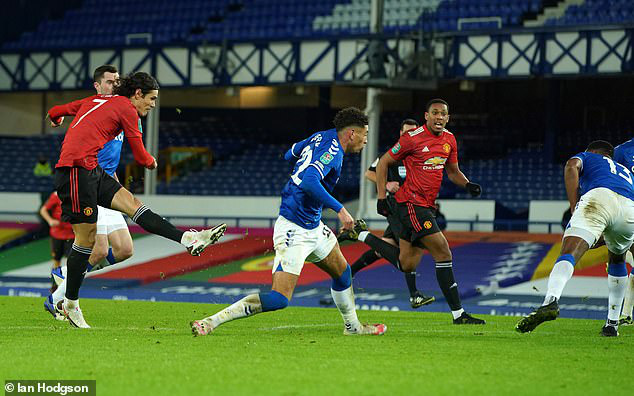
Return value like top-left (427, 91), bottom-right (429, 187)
top-left (0, 192), bottom-right (505, 231)
top-left (528, 200), bottom-right (569, 233)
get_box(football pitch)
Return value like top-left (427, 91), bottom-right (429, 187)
top-left (0, 296), bottom-right (631, 396)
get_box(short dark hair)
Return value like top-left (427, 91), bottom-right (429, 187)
top-left (114, 72), bottom-right (159, 98)
top-left (586, 140), bottom-right (614, 158)
top-left (333, 107), bottom-right (368, 132)
top-left (400, 118), bottom-right (419, 130)
top-left (93, 65), bottom-right (118, 83)
top-left (425, 98), bottom-right (449, 112)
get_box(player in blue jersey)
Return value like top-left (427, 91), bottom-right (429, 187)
top-left (191, 107), bottom-right (387, 336)
top-left (611, 139), bottom-right (634, 325)
top-left (516, 141), bottom-right (634, 336)
top-left (46, 65), bottom-right (134, 319)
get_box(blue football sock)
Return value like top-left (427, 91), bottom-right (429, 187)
top-left (259, 290), bottom-right (288, 312)
top-left (106, 248), bottom-right (116, 265)
top-left (331, 265), bottom-right (352, 291)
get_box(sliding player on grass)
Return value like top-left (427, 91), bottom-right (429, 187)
top-left (191, 107), bottom-right (386, 336)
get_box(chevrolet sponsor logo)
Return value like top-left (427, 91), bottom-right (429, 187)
top-left (423, 157), bottom-right (447, 166)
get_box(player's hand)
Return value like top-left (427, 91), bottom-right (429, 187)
top-left (48, 219), bottom-right (60, 227)
top-left (377, 198), bottom-right (391, 217)
top-left (49, 116), bottom-right (63, 128)
top-left (386, 181), bottom-right (400, 194)
top-left (147, 156), bottom-right (158, 170)
top-left (337, 207), bottom-right (355, 230)
top-left (465, 182), bottom-right (482, 198)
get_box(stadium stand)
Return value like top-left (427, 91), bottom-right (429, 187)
top-left (543, 0), bottom-right (634, 26)
top-left (0, 111), bottom-right (579, 211)
top-left (3, 0), bottom-right (554, 50)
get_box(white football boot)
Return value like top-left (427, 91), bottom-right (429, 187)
top-left (343, 323), bottom-right (387, 336)
top-left (182, 223), bottom-right (227, 256)
top-left (190, 319), bottom-right (214, 336)
top-left (63, 300), bottom-right (91, 328)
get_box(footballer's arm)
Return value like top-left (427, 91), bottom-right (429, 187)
top-left (47, 97), bottom-right (90, 127)
top-left (564, 158), bottom-right (582, 213)
top-left (445, 161), bottom-right (470, 188)
top-left (376, 152), bottom-right (397, 199)
top-left (365, 169), bottom-right (377, 183)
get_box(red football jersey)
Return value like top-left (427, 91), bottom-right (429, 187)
top-left (49, 95), bottom-right (154, 170)
top-left (388, 124), bottom-right (458, 208)
top-left (43, 192), bottom-right (74, 240)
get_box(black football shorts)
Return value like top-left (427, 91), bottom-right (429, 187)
top-left (396, 201), bottom-right (441, 245)
top-left (54, 166), bottom-right (122, 224)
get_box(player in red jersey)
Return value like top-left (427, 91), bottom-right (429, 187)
top-left (372, 99), bottom-right (485, 324)
top-left (39, 191), bottom-right (74, 292)
top-left (46, 72), bottom-right (227, 328)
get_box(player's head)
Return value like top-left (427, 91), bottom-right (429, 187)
top-left (333, 107), bottom-right (369, 153)
top-left (424, 99), bottom-right (449, 135)
top-left (115, 72), bottom-right (160, 116)
top-left (93, 65), bottom-right (119, 95)
top-left (400, 118), bottom-right (419, 136)
top-left (586, 140), bottom-right (614, 158)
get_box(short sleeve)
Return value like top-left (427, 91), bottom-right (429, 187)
top-left (43, 193), bottom-right (59, 210)
top-left (613, 147), bottom-right (625, 166)
top-left (571, 152), bottom-right (585, 171)
top-left (447, 134), bottom-right (458, 164)
top-left (309, 137), bottom-right (342, 179)
top-left (388, 134), bottom-right (414, 161)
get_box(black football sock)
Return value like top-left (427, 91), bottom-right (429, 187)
top-left (350, 249), bottom-right (381, 276)
top-left (132, 205), bottom-right (184, 243)
top-left (360, 233), bottom-right (401, 271)
top-left (435, 261), bottom-right (462, 311)
top-left (404, 271), bottom-right (418, 296)
top-left (64, 244), bottom-right (91, 301)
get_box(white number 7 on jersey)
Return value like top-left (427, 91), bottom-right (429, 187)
top-left (71, 98), bottom-right (108, 129)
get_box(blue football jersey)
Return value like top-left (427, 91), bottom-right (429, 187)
top-left (279, 128), bottom-right (344, 229)
top-left (96, 120), bottom-right (142, 176)
top-left (614, 139), bottom-right (634, 174)
top-left (97, 132), bottom-right (124, 176)
top-left (572, 151), bottom-right (634, 201)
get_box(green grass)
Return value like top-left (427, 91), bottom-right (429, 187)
top-left (0, 296), bottom-right (632, 396)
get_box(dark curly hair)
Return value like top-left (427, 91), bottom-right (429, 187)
top-left (114, 71), bottom-right (159, 98)
top-left (586, 140), bottom-right (614, 158)
top-left (333, 107), bottom-right (368, 132)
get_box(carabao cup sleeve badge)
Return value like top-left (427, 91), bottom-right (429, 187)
top-left (391, 143), bottom-right (401, 154)
top-left (320, 152), bottom-right (334, 164)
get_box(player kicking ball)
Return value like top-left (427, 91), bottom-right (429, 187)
top-left (516, 141), bottom-right (634, 336)
top-left (45, 65), bottom-right (137, 320)
top-left (191, 107), bottom-right (386, 336)
top-left (47, 71), bottom-right (226, 328)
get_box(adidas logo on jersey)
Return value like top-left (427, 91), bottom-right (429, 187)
top-left (422, 146), bottom-right (430, 152)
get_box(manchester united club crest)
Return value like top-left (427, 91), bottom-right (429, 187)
top-left (83, 207), bottom-right (93, 216)
top-left (442, 143), bottom-right (451, 153)
top-left (423, 221), bottom-right (433, 229)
